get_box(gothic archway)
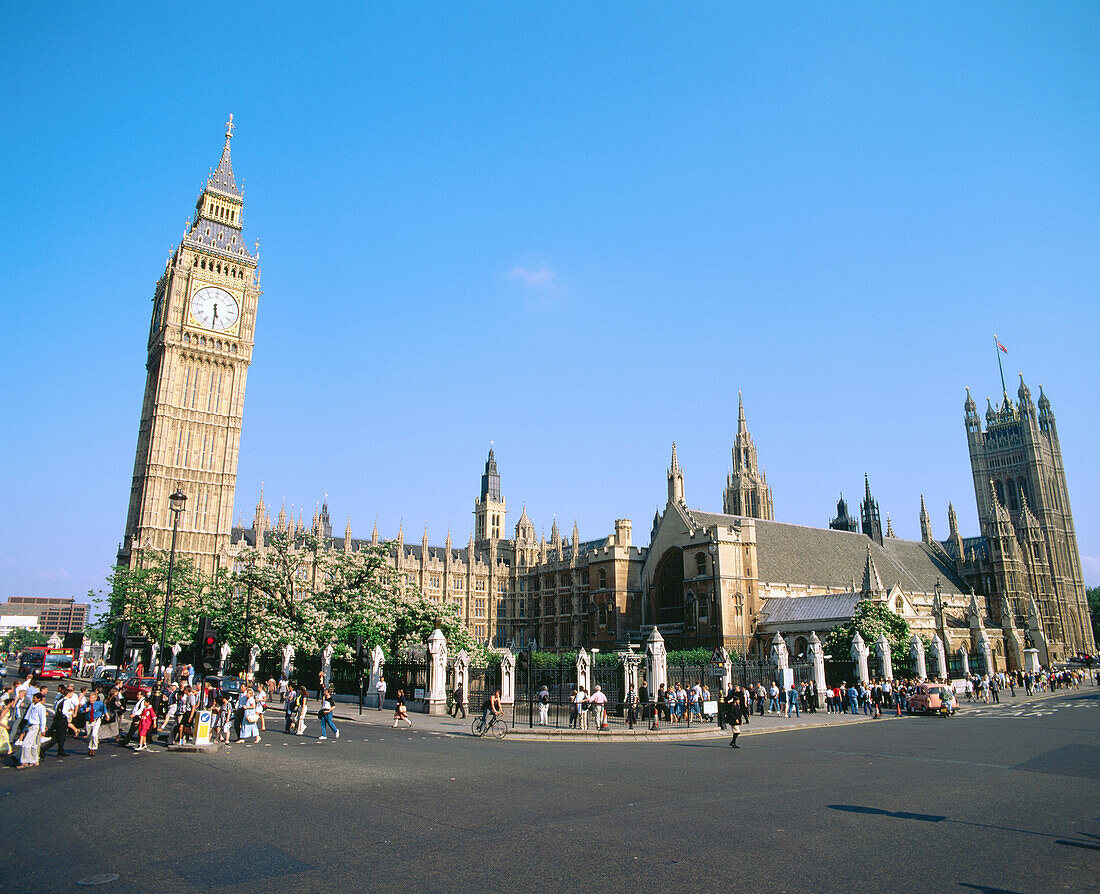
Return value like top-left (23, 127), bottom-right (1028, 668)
top-left (655, 549), bottom-right (685, 627)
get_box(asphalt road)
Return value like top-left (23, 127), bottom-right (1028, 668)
top-left (3, 685), bottom-right (1098, 894)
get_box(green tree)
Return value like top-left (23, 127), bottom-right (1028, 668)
top-left (825, 599), bottom-right (911, 659)
top-left (103, 552), bottom-right (233, 646)
top-left (2, 627), bottom-right (47, 653)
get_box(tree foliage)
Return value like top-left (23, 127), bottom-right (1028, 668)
top-left (825, 599), bottom-right (911, 659)
top-left (2, 627), bottom-right (48, 653)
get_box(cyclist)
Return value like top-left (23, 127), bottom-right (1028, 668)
top-left (481, 689), bottom-right (502, 731)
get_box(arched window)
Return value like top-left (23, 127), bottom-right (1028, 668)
top-left (696, 552), bottom-right (707, 576)
top-left (895, 595), bottom-right (904, 614)
top-left (994, 480), bottom-right (1005, 506)
top-left (598, 569), bottom-right (607, 589)
top-left (1006, 478), bottom-right (1018, 511)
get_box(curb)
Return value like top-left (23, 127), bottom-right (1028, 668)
top-left (166, 742), bottom-right (224, 754)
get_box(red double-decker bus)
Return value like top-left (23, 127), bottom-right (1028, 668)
top-left (18, 646), bottom-right (75, 680)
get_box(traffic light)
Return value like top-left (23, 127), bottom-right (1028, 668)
top-left (112, 621), bottom-right (130, 666)
top-left (195, 617), bottom-right (220, 675)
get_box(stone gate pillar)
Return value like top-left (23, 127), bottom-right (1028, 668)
top-left (716, 647), bottom-right (732, 695)
top-left (875, 633), bottom-right (893, 681)
top-left (910, 634), bottom-right (927, 680)
top-left (851, 632), bottom-right (870, 684)
top-left (426, 628), bottom-right (448, 715)
top-left (321, 644), bottom-right (334, 688)
top-left (454, 649), bottom-right (470, 712)
top-left (219, 643), bottom-right (231, 675)
top-left (500, 651), bottom-right (516, 705)
top-left (171, 643), bottom-right (181, 675)
top-left (644, 628), bottom-right (667, 699)
top-left (576, 649), bottom-right (591, 694)
top-left (281, 644), bottom-right (295, 681)
top-left (248, 645), bottom-right (261, 679)
top-left (930, 633), bottom-right (946, 680)
top-left (771, 632), bottom-right (793, 690)
top-left (622, 652), bottom-right (641, 697)
top-left (958, 645), bottom-right (970, 677)
top-left (369, 645), bottom-right (385, 707)
top-left (807, 631), bottom-right (826, 708)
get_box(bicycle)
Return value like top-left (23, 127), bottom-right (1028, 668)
top-left (471, 713), bottom-right (508, 739)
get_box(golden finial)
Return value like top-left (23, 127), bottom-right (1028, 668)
top-left (225, 113), bottom-right (235, 143)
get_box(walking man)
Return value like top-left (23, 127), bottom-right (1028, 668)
top-left (375, 676), bottom-right (387, 711)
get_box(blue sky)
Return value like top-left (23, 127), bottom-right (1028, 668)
top-left (3, 4), bottom-right (1098, 602)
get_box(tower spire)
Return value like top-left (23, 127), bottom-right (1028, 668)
top-left (919, 494), bottom-right (932, 543)
top-left (667, 442), bottom-right (685, 505)
top-left (723, 394), bottom-right (773, 519)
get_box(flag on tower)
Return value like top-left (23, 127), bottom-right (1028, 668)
top-left (996, 338), bottom-right (1008, 354)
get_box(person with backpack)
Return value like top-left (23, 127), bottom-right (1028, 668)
top-left (537, 686), bottom-right (550, 726)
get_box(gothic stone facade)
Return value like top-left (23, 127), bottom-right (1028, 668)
top-left (123, 121), bottom-right (1094, 664)
top-left (226, 450), bottom-right (645, 650)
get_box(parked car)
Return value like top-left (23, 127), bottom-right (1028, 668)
top-left (119, 676), bottom-right (157, 707)
top-left (907, 682), bottom-right (957, 716)
top-left (203, 675), bottom-right (244, 700)
top-left (90, 665), bottom-right (122, 691)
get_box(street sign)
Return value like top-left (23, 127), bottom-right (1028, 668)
top-left (711, 647), bottom-right (725, 665)
top-left (194, 710), bottom-right (213, 746)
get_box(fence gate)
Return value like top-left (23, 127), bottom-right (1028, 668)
top-left (383, 661), bottom-right (429, 702)
top-left (824, 659), bottom-right (856, 688)
top-left (729, 660), bottom-right (778, 691)
top-left (466, 664), bottom-right (502, 709)
top-left (514, 658), bottom-right (574, 728)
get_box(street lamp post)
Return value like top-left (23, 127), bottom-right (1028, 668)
top-left (708, 541), bottom-right (721, 653)
top-left (155, 489), bottom-right (187, 693)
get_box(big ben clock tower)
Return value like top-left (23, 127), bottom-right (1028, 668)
top-left (118, 116), bottom-right (260, 576)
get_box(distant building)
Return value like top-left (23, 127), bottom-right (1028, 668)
top-left (0, 598), bottom-right (89, 636)
top-left (0, 616), bottom-right (40, 636)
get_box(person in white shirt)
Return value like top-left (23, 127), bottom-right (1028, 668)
top-left (40, 686), bottom-right (79, 758)
top-left (375, 677), bottom-right (387, 711)
top-left (16, 693), bottom-right (47, 768)
top-left (589, 686), bottom-right (608, 728)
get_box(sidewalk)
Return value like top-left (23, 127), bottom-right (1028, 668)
top-left (326, 685), bottom-right (1086, 742)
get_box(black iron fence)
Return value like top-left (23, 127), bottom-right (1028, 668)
top-left (383, 660), bottom-right (428, 703)
top-left (824, 659), bottom-right (856, 688)
top-left (466, 664), bottom-right (501, 709)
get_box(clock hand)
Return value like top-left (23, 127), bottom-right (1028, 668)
top-left (212, 304), bottom-right (218, 326)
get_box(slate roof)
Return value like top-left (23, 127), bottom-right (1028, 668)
top-left (939, 535), bottom-right (987, 563)
top-left (687, 509), bottom-right (968, 595)
top-left (207, 141), bottom-right (241, 199)
top-left (184, 219), bottom-right (255, 262)
top-left (760, 592), bottom-right (860, 625)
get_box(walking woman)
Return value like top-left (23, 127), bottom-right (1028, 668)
top-left (16, 693), bottom-right (47, 768)
top-left (294, 686), bottom-right (309, 735)
top-left (256, 685), bottom-right (267, 732)
top-left (318, 687), bottom-right (339, 740)
top-left (0, 695), bottom-right (12, 758)
top-left (240, 686), bottom-right (261, 744)
top-left (86, 691), bottom-right (107, 756)
top-left (392, 689), bottom-right (413, 728)
top-left (729, 712), bottom-right (741, 749)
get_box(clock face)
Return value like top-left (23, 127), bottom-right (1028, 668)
top-left (190, 286), bottom-right (240, 332)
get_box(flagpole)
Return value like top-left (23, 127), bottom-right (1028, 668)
top-left (994, 334), bottom-right (1007, 399)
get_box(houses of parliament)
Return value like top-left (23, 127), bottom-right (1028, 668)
top-left (119, 120), bottom-right (1096, 668)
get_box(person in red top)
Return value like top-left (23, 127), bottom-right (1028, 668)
top-left (135, 699), bottom-right (157, 752)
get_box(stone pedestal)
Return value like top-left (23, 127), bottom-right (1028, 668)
top-left (930, 634), bottom-right (947, 680)
top-left (851, 632), bottom-right (870, 684)
top-left (875, 633), bottom-right (893, 681)
top-left (910, 635), bottom-right (927, 680)
top-left (281, 644), bottom-right (295, 681)
top-left (1023, 648), bottom-right (1041, 673)
top-left (576, 649), bottom-right (591, 694)
top-left (454, 650), bottom-right (470, 713)
top-left (321, 644), bottom-right (334, 688)
top-left (171, 643), bottom-right (181, 675)
top-left (500, 651), bottom-right (516, 705)
top-left (369, 645), bottom-right (385, 707)
top-left (426, 628), bottom-right (448, 715)
top-left (958, 647), bottom-right (970, 677)
top-left (808, 632), bottom-right (827, 708)
top-left (644, 628), bottom-right (667, 699)
top-left (219, 643), bottom-right (231, 675)
top-left (249, 645), bottom-right (261, 678)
